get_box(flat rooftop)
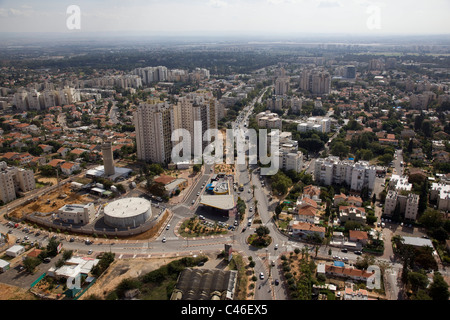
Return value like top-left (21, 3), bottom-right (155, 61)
top-left (86, 165), bottom-right (132, 181)
top-left (200, 195), bottom-right (235, 210)
top-left (402, 236), bottom-right (433, 248)
top-left (104, 198), bottom-right (151, 218)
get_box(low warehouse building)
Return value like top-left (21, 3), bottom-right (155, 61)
top-left (5, 245), bottom-right (25, 257)
top-left (0, 259), bottom-right (10, 273)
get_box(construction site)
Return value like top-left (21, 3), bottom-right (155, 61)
top-left (7, 183), bottom-right (95, 221)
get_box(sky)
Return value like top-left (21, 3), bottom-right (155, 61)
top-left (0, 0), bottom-right (449, 36)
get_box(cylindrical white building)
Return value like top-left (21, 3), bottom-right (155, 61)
top-left (103, 198), bottom-right (152, 229)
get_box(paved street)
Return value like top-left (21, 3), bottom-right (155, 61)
top-left (2, 85), bottom-right (447, 300)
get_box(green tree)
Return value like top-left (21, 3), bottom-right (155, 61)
top-left (46, 237), bottom-right (61, 257)
top-left (62, 250), bottom-right (73, 261)
top-left (428, 272), bottom-right (450, 301)
top-left (330, 141), bottom-right (350, 158)
top-left (408, 271), bottom-right (429, 293)
top-left (378, 153), bottom-right (394, 166)
top-left (23, 257), bottom-right (41, 273)
top-left (421, 120), bottom-right (433, 137)
top-left (193, 164), bottom-right (202, 174)
top-left (255, 226), bottom-right (270, 239)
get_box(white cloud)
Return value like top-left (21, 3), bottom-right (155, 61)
top-left (318, 1), bottom-right (342, 8)
top-left (208, 0), bottom-right (228, 8)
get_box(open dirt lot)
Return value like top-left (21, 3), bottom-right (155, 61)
top-left (81, 257), bottom-right (179, 299)
top-left (9, 184), bottom-right (94, 219)
top-left (81, 252), bottom-right (224, 300)
top-left (0, 283), bottom-right (37, 300)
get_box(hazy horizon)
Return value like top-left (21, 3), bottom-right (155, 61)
top-left (0, 0), bottom-right (449, 37)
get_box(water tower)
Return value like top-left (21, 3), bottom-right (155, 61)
top-left (102, 141), bottom-right (115, 177)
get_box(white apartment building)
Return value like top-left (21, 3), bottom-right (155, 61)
top-left (57, 203), bottom-right (96, 225)
top-left (314, 156), bottom-right (376, 191)
top-left (277, 149), bottom-right (303, 173)
top-left (430, 182), bottom-right (450, 212)
top-left (0, 161), bottom-right (35, 204)
top-left (256, 111), bottom-right (282, 130)
top-left (13, 87), bottom-right (80, 110)
top-left (384, 190), bottom-right (398, 216)
top-left (389, 175), bottom-right (412, 192)
top-left (384, 190), bottom-right (420, 221)
top-left (405, 193), bottom-right (419, 220)
top-left (132, 66), bottom-right (168, 84)
top-left (297, 117), bottom-right (331, 134)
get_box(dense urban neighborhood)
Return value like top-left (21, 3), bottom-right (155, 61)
top-left (0, 25), bottom-right (450, 304)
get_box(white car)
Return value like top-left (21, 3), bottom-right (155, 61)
top-left (162, 237), bottom-right (166, 243)
top-left (259, 272), bottom-right (264, 280)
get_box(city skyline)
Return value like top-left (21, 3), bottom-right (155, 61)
top-left (0, 0), bottom-right (449, 36)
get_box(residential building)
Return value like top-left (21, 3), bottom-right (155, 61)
top-left (60, 162), bottom-right (80, 175)
top-left (314, 156), bottom-right (376, 191)
top-left (384, 190), bottom-right (398, 216)
top-left (334, 194), bottom-right (363, 207)
top-left (405, 193), bottom-right (420, 220)
top-left (297, 117), bottom-right (331, 133)
top-left (324, 264), bottom-right (373, 282)
top-left (290, 221), bottom-right (325, 239)
top-left (274, 77), bottom-right (290, 96)
top-left (389, 175), bottom-right (412, 192)
top-left (343, 287), bottom-right (368, 300)
top-left (255, 111), bottom-right (282, 130)
top-left (174, 92), bottom-right (218, 153)
top-left (132, 66), bottom-right (168, 84)
top-left (302, 185), bottom-right (321, 204)
top-left (0, 161), bottom-right (35, 204)
top-left (339, 205), bottom-right (366, 224)
top-left (384, 190), bottom-right (420, 221)
top-left (430, 182), bottom-right (450, 212)
top-left (134, 100), bottom-right (175, 164)
top-left (290, 97), bottom-right (302, 113)
top-left (349, 230), bottom-right (369, 246)
top-left (277, 148), bottom-right (303, 173)
top-left (297, 206), bottom-right (317, 224)
top-left (300, 70), bottom-right (331, 95)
